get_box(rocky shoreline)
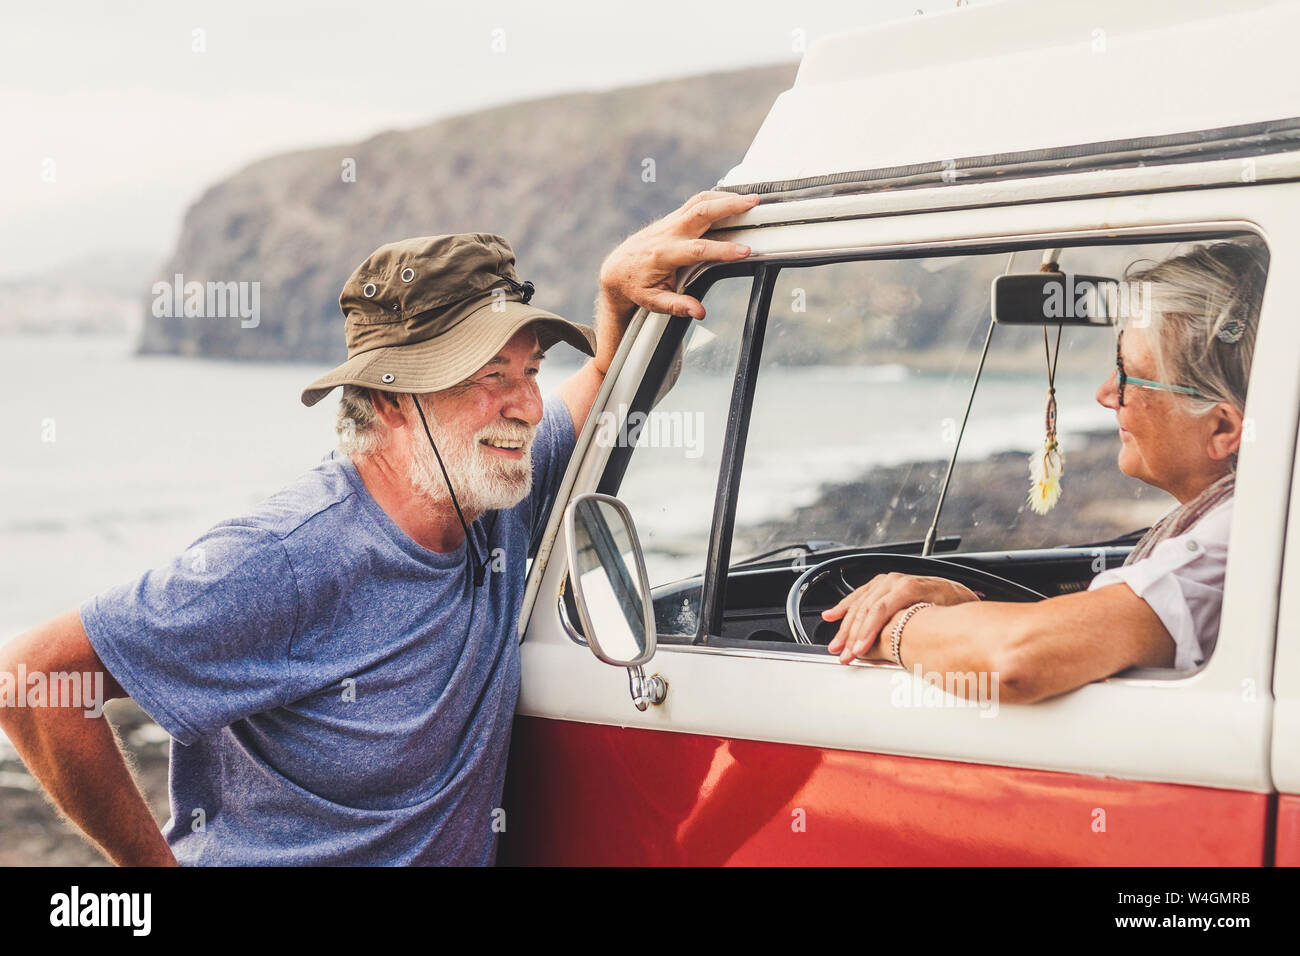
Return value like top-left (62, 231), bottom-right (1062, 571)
top-left (737, 428), bottom-right (1172, 558)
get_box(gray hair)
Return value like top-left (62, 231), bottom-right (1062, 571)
top-left (1123, 235), bottom-right (1268, 419)
top-left (336, 387), bottom-right (445, 459)
top-left (336, 385), bottom-right (389, 458)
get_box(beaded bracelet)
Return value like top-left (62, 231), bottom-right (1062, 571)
top-left (889, 602), bottom-right (933, 667)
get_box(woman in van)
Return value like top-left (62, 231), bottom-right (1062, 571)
top-left (824, 237), bottom-right (1268, 704)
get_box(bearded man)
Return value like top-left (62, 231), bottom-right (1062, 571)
top-left (0, 191), bottom-right (758, 866)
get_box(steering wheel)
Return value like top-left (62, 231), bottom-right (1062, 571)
top-left (785, 552), bottom-right (1047, 646)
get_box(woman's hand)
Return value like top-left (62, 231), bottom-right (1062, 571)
top-left (823, 573), bottom-right (980, 664)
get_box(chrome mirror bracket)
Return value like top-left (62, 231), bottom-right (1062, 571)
top-left (627, 665), bottom-right (668, 711)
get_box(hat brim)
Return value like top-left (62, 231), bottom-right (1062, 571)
top-left (300, 301), bottom-right (596, 407)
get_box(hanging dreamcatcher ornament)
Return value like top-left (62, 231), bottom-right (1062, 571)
top-left (1028, 322), bottom-right (1064, 515)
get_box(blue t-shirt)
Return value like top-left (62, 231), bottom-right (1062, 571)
top-left (80, 394), bottom-right (576, 865)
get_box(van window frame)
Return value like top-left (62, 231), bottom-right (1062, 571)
top-left (587, 221), bottom-right (1267, 682)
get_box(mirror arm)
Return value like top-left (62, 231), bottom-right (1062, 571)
top-left (627, 665), bottom-right (668, 711)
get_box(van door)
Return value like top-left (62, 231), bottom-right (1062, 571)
top-left (503, 184), bottom-right (1299, 865)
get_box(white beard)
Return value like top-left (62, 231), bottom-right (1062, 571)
top-left (406, 396), bottom-right (536, 514)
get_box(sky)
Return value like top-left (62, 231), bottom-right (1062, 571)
top-left (0, 0), bottom-right (998, 280)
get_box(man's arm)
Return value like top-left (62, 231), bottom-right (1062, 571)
top-left (0, 609), bottom-right (178, 866)
top-left (555, 191), bottom-right (759, 431)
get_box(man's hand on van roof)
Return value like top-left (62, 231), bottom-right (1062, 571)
top-left (555, 191), bottom-right (758, 431)
top-left (597, 190), bottom-right (759, 322)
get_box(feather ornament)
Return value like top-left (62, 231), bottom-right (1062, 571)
top-left (1027, 437), bottom-right (1064, 515)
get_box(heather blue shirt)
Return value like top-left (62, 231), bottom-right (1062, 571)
top-left (80, 394), bottom-right (575, 865)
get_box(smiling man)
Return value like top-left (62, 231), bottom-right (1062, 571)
top-left (0, 191), bottom-right (759, 866)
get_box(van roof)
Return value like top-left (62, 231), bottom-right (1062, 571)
top-left (720, 0), bottom-right (1300, 198)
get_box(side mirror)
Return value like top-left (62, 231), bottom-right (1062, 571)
top-left (563, 492), bottom-right (657, 668)
top-left (992, 273), bottom-right (1118, 326)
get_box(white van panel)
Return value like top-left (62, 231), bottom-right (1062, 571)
top-left (722, 0), bottom-right (1300, 188)
top-left (521, 180), bottom-right (1300, 792)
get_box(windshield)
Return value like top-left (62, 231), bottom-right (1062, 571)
top-left (726, 241), bottom-right (1203, 564)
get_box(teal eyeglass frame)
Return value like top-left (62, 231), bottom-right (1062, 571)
top-left (1116, 330), bottom-right (1206, 406)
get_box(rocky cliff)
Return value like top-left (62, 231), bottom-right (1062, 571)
top-left (137, 64), bottom-right (798, 363)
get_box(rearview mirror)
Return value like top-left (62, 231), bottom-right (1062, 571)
top-left (563, 493), bottom-right (656, 668)
top-left (992, 273), bottom-right (1118, 326)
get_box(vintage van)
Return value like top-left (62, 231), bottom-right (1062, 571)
top-left (501, 0), bottom-right (1300, 865)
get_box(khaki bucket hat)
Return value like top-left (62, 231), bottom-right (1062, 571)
top-left (301, 233), bottom-right (596, 407)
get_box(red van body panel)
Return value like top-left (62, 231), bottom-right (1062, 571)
top-left (1274, 795), bottom-right (1300, 866)
top-left (501, 717), bottom-right (1270, 866)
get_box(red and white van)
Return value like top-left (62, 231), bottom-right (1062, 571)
top-left (501, 0), bottom-right (1300, 865)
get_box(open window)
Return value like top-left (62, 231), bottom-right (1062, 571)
top-left (586, 229), bottom-right (1267, 678)
top-left (584, 265), bottom-right (757, 641)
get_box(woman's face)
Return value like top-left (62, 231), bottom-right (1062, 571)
top-left (1095, 322), bottom-right (1223, 502)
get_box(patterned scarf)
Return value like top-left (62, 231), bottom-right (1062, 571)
top-left (1123, 470), bottom-right (1236, 566)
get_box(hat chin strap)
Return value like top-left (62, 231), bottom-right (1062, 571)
top-left (410, 396), bottom-right (489, 587)
top-left (496, 274), bottom-right (535, 304)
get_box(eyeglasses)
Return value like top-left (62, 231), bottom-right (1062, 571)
top-left (1115, 330), bottom-right (1206, 407)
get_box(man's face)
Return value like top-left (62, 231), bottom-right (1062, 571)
top-left (406, 326), bottom-right (546, 514)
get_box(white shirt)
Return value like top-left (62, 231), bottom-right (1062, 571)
top-left (1087, 497), bottom-right (1233, 671)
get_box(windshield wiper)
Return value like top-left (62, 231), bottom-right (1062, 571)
top-left (730, 539), bottom-right (846, 568)
top-left (1064, 528), bottom-right (1149, 548)
top-left (731, 535), bottom-right (962, 570)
